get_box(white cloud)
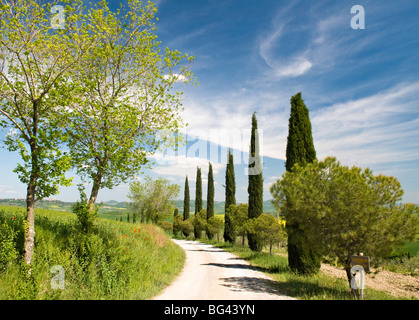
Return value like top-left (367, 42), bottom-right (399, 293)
top-left (151, 153), bottom-right (224, 180)
top-left (312, 82), bottom-right (419, 167)
top-left (276, 58), bottom-right (312, 77)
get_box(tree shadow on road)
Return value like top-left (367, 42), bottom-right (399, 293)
top-left (201, 262), bottom-right (261, 272)
top-left (219, 276), bottom-right (284, 296)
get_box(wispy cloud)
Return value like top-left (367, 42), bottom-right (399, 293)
top-left (312, 81), bottom-right (419, 167)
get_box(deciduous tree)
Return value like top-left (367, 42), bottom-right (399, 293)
top-left (0, 0), bottom-right (94, 265)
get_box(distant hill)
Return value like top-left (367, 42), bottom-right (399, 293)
top-left (0, 198), bottom-right (276, 215)
top-left (0, 198), bottom-right (128, 213)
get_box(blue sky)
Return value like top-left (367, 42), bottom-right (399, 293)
top-left (1, 0), bottom-right (419, 204)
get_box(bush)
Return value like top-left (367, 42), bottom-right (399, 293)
top-left (72, 186), bottom-right (98, 233)
top-left (0, 220), bottom-right (19, 272)
top-left (246, 214), bottom-right (287, 255)
top-left (180, 219), bottom-right (194, 238)
top-left (158, 221), bottom-right (173, 234)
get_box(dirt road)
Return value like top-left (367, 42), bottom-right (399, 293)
top-left (153, 240), bottom-right (295, 300)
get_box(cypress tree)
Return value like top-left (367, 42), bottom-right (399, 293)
top-left (224, 148), bottom-right (236, 243)
top-left (247, 112), bottom-right (263, 252)
top-left (194, 167), bottom-right (202, 238)
top-left (183, 176), bottom-right (190, 221)
top-left (285, 92), bottom-right (320, 275)
top-left (195, 167), bottom-right (202, 213)
top-left (206, 163), bottom-right (215, 239)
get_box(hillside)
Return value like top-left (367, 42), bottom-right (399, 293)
top-left (0, 198), bottom-right (277, 216)
top-left (0, 205), bottom-right (185, 299)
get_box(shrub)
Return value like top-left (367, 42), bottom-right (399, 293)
top-left (0, 220), bottom-right (19, 272)
top-left (158, 221), bottom-right (173, 233)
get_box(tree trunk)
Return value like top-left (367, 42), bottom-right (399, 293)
top-left (88, 169), bottom-right (103, 212)
top-left (24, 182), bottom-right (36, 266)
top-left (24, 106), bottom-right (39, 267)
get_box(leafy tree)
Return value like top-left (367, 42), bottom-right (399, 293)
top-left (0, 0), bottom-right (95, 265)
top-left (59, 0), bottom-right (195, 212)
top-left (173, 209), bottom-right (182, 237)
top-left (229, 203), bottom-right (249, 246)
top-left (179, 219), bottom-right (194, 238)
top-left (246, 214), bottom-right (287, 255)
top-left (157, 221), bottom-right (173, 233)
top-left (128, 176), bottom-right (180, 224)
top-left (206, 216), bottom-right (224, 241)
top-left (184, 176), bottom-right (190, 220)
top-left (272, 157), bottom-right (418, 292)
top-left (193, 209), bottom-right (207, 239)
top-left (224, 149), bottom-right (236, 243)
top-left (206, 162), bottom-right (215, 238)
top-left (247, 112), bottom-right (263, 251)
top-left (282, 92), bottom-right (320, 275)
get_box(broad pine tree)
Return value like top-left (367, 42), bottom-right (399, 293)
top-left (224, 149), bottom-right (236, 243)
top-left (183, 176), bottom-right (190, 220)
top-left (284, 92), bottom-right (320, 275)
top-left (206, 163), bottom-right (215, 238)
top-left (247, 112), bottom-right (263, 252)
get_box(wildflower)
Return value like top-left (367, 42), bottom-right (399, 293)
top-left (12, 217), bottom-right (16, 220)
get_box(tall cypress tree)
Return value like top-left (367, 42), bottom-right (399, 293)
top-left (285, 92), bottom-right (320, 275)
top-left (194, 167), bottom-right (203, 238)
top-left (207, 162), bottom-right (214, 220)
top-left (195, 167), bottom-right (202, 213)
top-left (224, 149), bottom-right (236, 243)
top-left (247, 112), bottom-right (263, 252)
top-left (206, 162), bottom-right (215, 238)
top-left (183, 175), bottom-right (190, 221)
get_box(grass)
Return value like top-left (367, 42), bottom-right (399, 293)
top-left (201, 239), bottom-right (414, 300)
top-left (0, 205), bottom-right (185, 300)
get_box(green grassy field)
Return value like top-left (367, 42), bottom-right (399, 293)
top-left (0, 205), bottom-right (185, 300)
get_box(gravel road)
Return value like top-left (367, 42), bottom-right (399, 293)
top-left (153, 239), bottom-right (295, 300)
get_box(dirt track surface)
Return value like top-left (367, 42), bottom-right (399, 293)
top-left (153, 239), bottom-right (295, 300)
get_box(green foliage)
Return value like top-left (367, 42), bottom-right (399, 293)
top-left (225, 204), bottom-right (248, 244)
top-left (179, 219), bottom-right (194, 238)
top-left (0, 219), bottom-right (19, 272)
top-left (183, 176), bottom-right (190, 220)
top-left (128, 176), bottom-right (180, 224)
top-left (173, 214), bottom-right (182, 237)
top-left (246, 214), bottom-right (287, 255)
top-left (248, 112), bottom-right (263, 251)
top-left (0, 205), bottom-right (185, 300)
top-left (206, 216), bottom-right (224, 241)
top-left (225, 149), bottom-right (236, 212)
top-left (285, 92), bottom-right (316, 172)
top-left (55, 0), bottom-right (196, 207)
top-left (195, 167), bottom-right (202, 214)
top-left (282, 92), bottom-right (320, 275)
top-left (224, 149), bottom-right (236, 243)
top-left (207, 163), bottom-right (215, 220)
top-left (272, 156), bottom-right (418, 282)
top-left (71, 186), bottom-right (99, 233)
top-left (157, 221), bottom-right (173, 234)
top-left (193, 209), bottom-right (207, 239)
